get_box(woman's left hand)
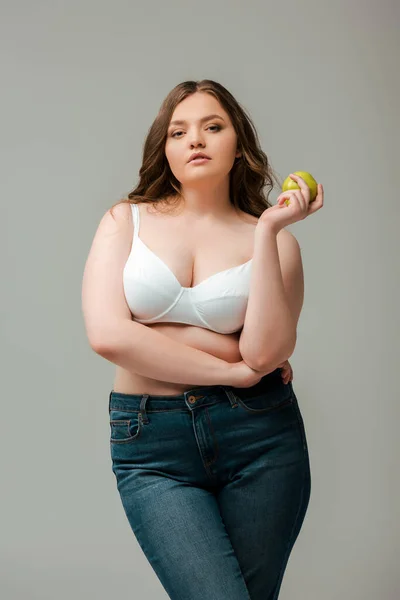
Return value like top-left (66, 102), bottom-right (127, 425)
top-left (258, 174), bottom-right (324, 234)
top-left (277, 359), bottom-right (293, 384)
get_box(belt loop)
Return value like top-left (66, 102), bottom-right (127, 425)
top-left (140, 394), bottom-right (150, 424)
top-left (108, 390), bottom-right (112, 414)
top-left (223, 388), bottom-right (239, 409)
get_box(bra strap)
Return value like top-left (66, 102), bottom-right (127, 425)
top-left (131, 203), bottom-right (139, 239)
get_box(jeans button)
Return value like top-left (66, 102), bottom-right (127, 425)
top-left (188, 395), bottom-right (197, 404)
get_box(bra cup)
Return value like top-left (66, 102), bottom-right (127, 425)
top-left (123, 203), bottom-right (252, 334)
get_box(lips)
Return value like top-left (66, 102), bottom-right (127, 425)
top-left (189, 152), bottom-right (211, 162)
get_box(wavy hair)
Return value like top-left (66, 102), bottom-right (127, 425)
top-left (110, 79), bottom-right (281, 218)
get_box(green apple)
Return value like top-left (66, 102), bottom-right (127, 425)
top-left (282, 171), bottom-right (318, 202)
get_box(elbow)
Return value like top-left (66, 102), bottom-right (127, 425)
top-left (85, 318), bottom-right (127, 356)
top-left (89, 318), bottom-right (138, 357)
top-left (91, 340), bottom-right (111, 357)
top-left (246, 335), bottom-right (297, 373)
top-left (87, 327), bottom-right (118, 357)
top-left (89, 335), bottom-right (112, 356)
top-left (247, 354), bottom-right (282, 373)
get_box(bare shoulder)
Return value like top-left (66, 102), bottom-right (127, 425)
top-left (85, 202), bottom-right (135, 250)
top-left (276, 227), bottom-right (301, 249)
top-left (275, 229), bottom-right (303, 273)
top-left (275, 228), bottom-right (304, 330)
top-left (108, 200), bottom-right (134, 224)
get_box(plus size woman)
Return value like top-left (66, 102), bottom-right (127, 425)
top-left (82, 79), bottom-right (323, 599)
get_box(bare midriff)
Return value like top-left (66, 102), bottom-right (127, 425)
top-left (112, 323), bottom-right (243, 395)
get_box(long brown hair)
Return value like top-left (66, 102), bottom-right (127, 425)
top-left (110, 79), bottom-right (281, 219)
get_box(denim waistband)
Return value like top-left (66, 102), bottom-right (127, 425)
top-left (109, 367), bottom-right (285, 415)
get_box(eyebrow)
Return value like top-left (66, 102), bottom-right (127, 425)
top-left (168, 113), bottom-right (226, 127)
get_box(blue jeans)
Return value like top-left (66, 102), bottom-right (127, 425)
top-left (108, 367), bottom-right (311, 600)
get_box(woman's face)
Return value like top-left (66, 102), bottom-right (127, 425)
top-left (165, 92), bottom-right (241, 187)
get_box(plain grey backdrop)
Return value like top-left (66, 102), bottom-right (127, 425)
top-left (2, 0), bottom-right (399, 598)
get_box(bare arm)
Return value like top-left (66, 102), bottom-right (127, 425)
top-left (239, 226), bottom-right (300, 370)
top-left (94, 319), bottom-right (234, 386)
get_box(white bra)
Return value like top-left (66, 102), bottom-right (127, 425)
top-left (123, 203), bottom-right (253, 334)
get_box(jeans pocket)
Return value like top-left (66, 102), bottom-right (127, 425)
top-left (233, 382), bottom-right (294, 414)
top-left (110, 410), bottom-right (143, 444)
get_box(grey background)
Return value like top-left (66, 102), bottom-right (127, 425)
top-left (2, 0), bottom-right (399, 598)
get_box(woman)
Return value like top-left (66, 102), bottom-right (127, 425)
top-left (82, 79), bottom-right (323, 599)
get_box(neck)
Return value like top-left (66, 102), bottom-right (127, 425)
top-left (177, 179), bottom-right (237, 221)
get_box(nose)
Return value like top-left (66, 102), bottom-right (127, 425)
top-left (188, 127), bottom-right (206, 148)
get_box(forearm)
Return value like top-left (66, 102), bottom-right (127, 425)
top-left (93, 319), bottom-right (233, 386)
top-left (239, 225), bottom-right (296, 370)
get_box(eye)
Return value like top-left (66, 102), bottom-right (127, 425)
top-left (170, 125), bottom-right (221, 138)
